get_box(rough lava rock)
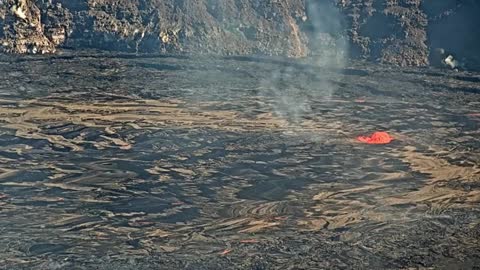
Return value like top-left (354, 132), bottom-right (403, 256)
top-left (0, 0), bottom-right (479, 68)
top-left (1, 0), bottom-right (57, 54)
top-left (340, 0), bottom-right (429, 66)
top-left (4, 0), bottom-right (310, 57)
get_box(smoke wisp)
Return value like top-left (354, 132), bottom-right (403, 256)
top-left (259, 1), bottom-right (348, 127)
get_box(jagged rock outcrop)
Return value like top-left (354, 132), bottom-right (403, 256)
top-left (1, 0), bottom-right (57, 53)
top-left (340, 0), bottom-right (429, 66)
top-left (1, 0), bottom-right (310, 57)
top-left (0, 0), bottom-right (479, 68)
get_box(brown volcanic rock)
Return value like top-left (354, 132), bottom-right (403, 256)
top-left (0, 0), bottom-right (479, 68)
top-left (1, 0), bottom-right (56, 54)
top-left (1, 0), bottom-right (310, 56)
top-left (339, 0), bottom-right (428, 66)
top-left (90, 0), bottom-right (308, 56)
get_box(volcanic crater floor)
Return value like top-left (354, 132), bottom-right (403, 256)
top-left (0, 52), bottom-right (479, 269)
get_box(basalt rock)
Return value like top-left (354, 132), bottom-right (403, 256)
top-left (340, 0), bottom-right (429, 66)
top-left (1, 0), bottom-right (310, 57)
top-left (1, 0), bottom-right (57, 54)
top-left (0, 0), bottom-right (479, 68)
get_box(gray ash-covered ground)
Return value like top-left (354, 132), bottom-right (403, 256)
top-left (0, 52), bottom-right (479, 269)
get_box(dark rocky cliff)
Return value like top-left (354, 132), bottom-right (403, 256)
top-left (1, 0), bottom-right (479, 68)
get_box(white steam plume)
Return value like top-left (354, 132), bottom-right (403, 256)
top-left (260, 1), bottom-right (348, 128)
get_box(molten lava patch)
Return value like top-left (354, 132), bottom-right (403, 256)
top-left (357, 131), bottom-right (393, 144)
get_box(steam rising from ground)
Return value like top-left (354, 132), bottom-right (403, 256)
top-left (260, 1), bottom-right (347, 126)
top-left (144, 0), bottom-right (348, 132)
